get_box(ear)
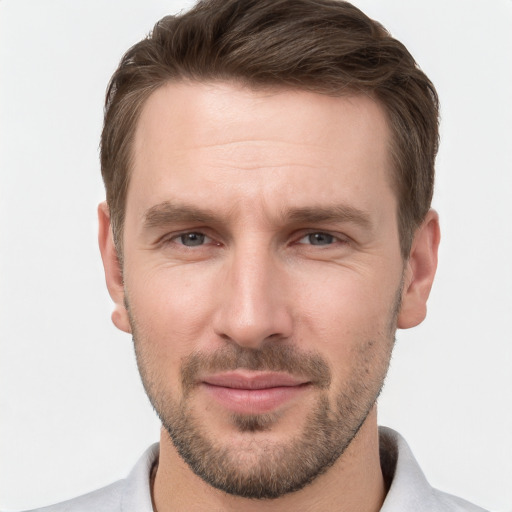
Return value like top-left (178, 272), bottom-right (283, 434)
top-left (98, 202), bottom-right (132, 333)
top-left (397, 209), bottom-right (440, 329)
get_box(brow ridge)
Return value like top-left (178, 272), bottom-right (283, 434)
top-left (143, 202), bottom-right (219, 229)
top-left (142, 201), bottom-right (373, 230)
top-left (284, 205), bottom-right (372, 229)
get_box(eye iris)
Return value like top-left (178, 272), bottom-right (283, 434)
top-left (181, 233), bottom-right (205, 246)
top-left (309, 233), bottom-right (334, 245)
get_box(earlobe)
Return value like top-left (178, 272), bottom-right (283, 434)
top-left (98, 202), bottom-right (132, 334)
top-left (397, 209), bottom-right (440, 329)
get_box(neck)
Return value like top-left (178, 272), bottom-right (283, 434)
top-left (152, 407), bottom-right (385, 512)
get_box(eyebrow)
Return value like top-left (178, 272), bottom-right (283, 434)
top-left (284, 205), bottom-right (373, 230)
top-left (143, 202), bottom-right (219, 229)
top-left (142, 201), bottom-right (373, 231)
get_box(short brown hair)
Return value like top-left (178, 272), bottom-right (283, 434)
top-left (101, 0), bottom-right (439, 259)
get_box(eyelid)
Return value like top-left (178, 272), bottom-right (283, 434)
top-left (178, 232), bottom-right (212, 245)
top-left (294, 230), bottom-right (350, 245)
top-left (156, 229), bottom-right (214, 247)
top-left (155, 227), bottom-right (350, 248)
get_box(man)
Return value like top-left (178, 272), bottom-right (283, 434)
top-left (25, 0), bottom-right (489, 510)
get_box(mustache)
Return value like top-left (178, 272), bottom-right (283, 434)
top-left (181, 344), bottom-right (331, 394)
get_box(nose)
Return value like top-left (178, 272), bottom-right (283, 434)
top-left (212, 242), bottom-right (293, 349)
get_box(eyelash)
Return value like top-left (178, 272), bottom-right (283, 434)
top-left (297, 232), bottom-right (339, 246)
top-left (165, 231), bottom-right (215, 248)
top-left (163, 230), bottom-right (348, 248)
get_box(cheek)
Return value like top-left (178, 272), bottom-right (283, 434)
top-left (295, 266), bottom-right (398, 332)
top-left (126, 265), bottom-right (218, 362)
top-left (292, 267), bottom-right (399, 373)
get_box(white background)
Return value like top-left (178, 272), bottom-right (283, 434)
top-left (1, 1), bottom-right (511, 510)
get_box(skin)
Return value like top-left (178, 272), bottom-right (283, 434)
top-left (99, 82), bottom-right (440, 511)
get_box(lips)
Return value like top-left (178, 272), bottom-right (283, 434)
top-left (201, 371), bottom-right (311, 414)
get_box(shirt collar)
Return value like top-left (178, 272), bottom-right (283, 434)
top-left (118, 428), bottom-right (473, 511)
top-left (379, 426), bottom-right (438, 511)
top-left (120, 443), bottom-right (158, 512)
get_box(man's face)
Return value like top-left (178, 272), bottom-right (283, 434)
top-left (108, 82), bottom-right (409, 498)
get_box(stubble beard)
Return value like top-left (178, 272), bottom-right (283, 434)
top-left (129, 287), bottom-right (400, 500)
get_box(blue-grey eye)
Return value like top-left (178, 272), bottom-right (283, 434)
top-left (299, 233), bottom-right (335, 245)
top-left (179, 232), bottom-right (206, 246)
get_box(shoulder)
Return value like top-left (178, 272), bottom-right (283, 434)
top-left (379, 427), bottom-right (490, 512)
top-left (433, 489), bottom-right (491, 512)
top-left (23, 480), bottom-right (125, 512)
top-left (20, 443), bottom-right (159, 512)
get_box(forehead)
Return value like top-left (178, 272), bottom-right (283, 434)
top-left (128, 81), bottom-right (394, 219)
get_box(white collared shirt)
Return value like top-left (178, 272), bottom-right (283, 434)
top-left (26, 427), bottom-right (490, 512)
